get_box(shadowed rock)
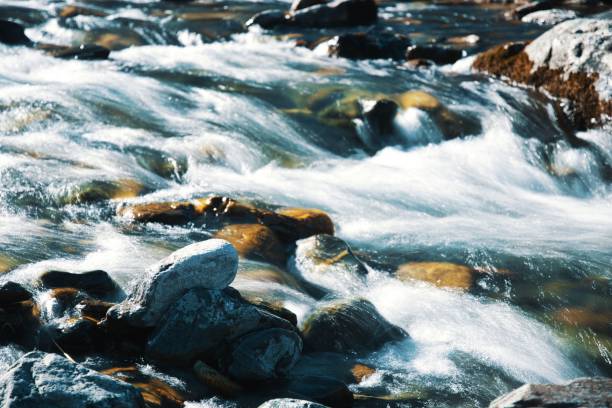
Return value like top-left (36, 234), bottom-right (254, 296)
top-left (0, 20), bottom-right (31, 45)
top-left (40, 270), bottom-right (118, 296)
top-left (259, 398), bottom-right (330, 407)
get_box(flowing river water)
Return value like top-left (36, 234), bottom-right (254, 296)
top-left (0, 1), bottom-right (611, 407)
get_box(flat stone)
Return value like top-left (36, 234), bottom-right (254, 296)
top-left (106, 239), bottom-right (238, 328)
top-left (0, 351), bottom-right (144, 408)
top-left (396, 262), bottom-right (477, 291)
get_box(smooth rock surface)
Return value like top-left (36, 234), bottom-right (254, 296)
top-left (146, 287), bottom-right (296, 363)
top-left (0, 351), bottom-right (144, 408)
top-left (489, 377), bottom-right (612, 408)
top-left (106, 239), bottom-right (238, 327)
top-left (40, 270), bottom-right (117, 296)
top-left (521, 9), bottom-right (578, 25)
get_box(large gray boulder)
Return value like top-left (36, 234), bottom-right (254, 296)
top-left (224, 328), bottom-right (303, 381)
top-left (489, 377), bottom-right (612, 407)
top-left (0, 351), bottom-right (144, 408)
top-left (106, 239), bottom-right (238, 327)
top-left (146, 287), bottom-right (297, 363)
top-left (259, 399), bottom-right (329, 408)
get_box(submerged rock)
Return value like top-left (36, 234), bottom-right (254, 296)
top-left (224, 328), bottom-right (303, 381)
top-left (489, 377), bottom-right (612, 408)
top-left (326, 32), bottom-right (411, 60)
top-left (42, 44), bottom-right (111, 60)
top-left (301, 298), bottom-right (407, 353)
top-left (106, 239), bottom-right (238, 328)
top-left (396, 262), bottom-right (477, 291)
top-left (40, 270), bottom-right (118, 296)
top-left (146, 287), bottom-right (296, 363)
top-left (473, 18), bottom-right (612, 129)
top-left (0, 19), bottom-right (31, 46)
top-left (193, 360), bottom-right (243, 397)
top-left (0, 351), bottom-right (144, 408)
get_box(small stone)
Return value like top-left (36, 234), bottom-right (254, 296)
top-left (0, 351), bottom-right (145, 408)
top-left (59, 5), bottom-right (107, 18)
top-left (291, 0), bottom-right (377, 28)
top-left (40, 270), bottom-right (118, 296)
top-left (0, 19), bottom-right (31, 46)
top-left (105, 239), bottom-right (239, 328)
top-left (193, 360), bottom-right (242, 397)
top-left (215, 224), bottom-right (287, 265)
top-left (259, 398), bottom-right (330, 408)
top-left (363, 99), bottom-right (399, 138)
top-left (489, 377), bottom-right (612, 408)
top-left (405, 45), bottom-right (463, 65)
top-left (301, 298), bottom-right (407, 353)
top-left (246, 10), bottom-right (288, 29)
top-left (396, 262), bottom-right (477, 291)
top-left (327, 32), bottom-right (411, 60)
top-left (78, 298), bottom-right (115, 322)
top-left (224, 328), bottom-right (303, 381)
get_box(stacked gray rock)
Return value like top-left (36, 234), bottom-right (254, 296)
top-left (106, 238), bottom-right (302, 381)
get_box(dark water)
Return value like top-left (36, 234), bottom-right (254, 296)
top-left (0, 1), bottom-right (611, 407)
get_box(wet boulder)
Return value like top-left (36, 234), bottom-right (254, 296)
top-left (60, 179), bottom-right (144, 204)
top-left (396, 262), bottom-right (478, 291)
top-left (275, 208), bottom-right (335, 241)
top-left (291, 0), bottom-right (377, 28)
top-left (43, 318), bottom-right (101, 355)
top-left (223, 328), bottom-right (303, 382)
top-left (105, 239), bottom-right (238, 328)
top-left (118, 200), bottom-right (199, 225)
top-left (473, 18), bottom-right (612, 130)
top-left (40, 269), bottom-right (118, 296)
top-left (0, 351), bottom-right (145, 408)
top-left (293, 234), bottom-right (369, 285)
top-left (146, 287), bottom-right (296, 363)
top-left (326, 32), bottom-right (411, 60)
top-left (405, 45), bottom-right (464, 65)
top-left (361, 99), bottom-right (401, 149)
top-left (521, 9), bottom-right (578, 25)
top-left (0, 19), bottom-right (31, 46)
top-left (290, 0), bottom-right (329, 12)
top-left (246, 10), bottom-right (288, 29)
top-left (259, 398), bottom-right (330, 408)
top-left (0, 298), bottom-right (40, 348)
top-left (283, 376), bottom-right (353, 407)
top-left (244, 297), bottom-right (298, 326)
top-left (301, 298), bottom-right (408, 353)
top-left (0, 281), bottom-right (32, 305)
top-left (42, 44), bottom-right (111, 60)
top-left (78, 298), bottom-right (115, 321)
top-left (215, 223), bottom-right (287, 266)
top-left (193, 360), bottom-right (243, 397)
top-left (489, 377), bottom-right (612, 408)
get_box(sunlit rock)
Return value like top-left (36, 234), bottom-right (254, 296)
top-left (146, 287), bottom-right (296, 363)
top-left (301, 298), bottom-right (407, 353)
top-left (0, 351), bottom-right (144, 408)
top-left (396, 261), bottom-right (477, 291)
top-left (489, 377), bottom-right (612, 408)
top-left (473, 18), bottom-right (612, 130)
top-left (521, 9), bottom-right (578, 25)
top-left (61, 179), bottom-right (145, 205)
top-left (101, 366), bottom-right (185, 408)
top-left (105, 239), bottom-right (238, 328)
top-left (223, 328), bottom-right (303, 381)
top-left (193, 360), bottom-right (243, 398)
top-left (259, 398), bottom-right (329, 408)
top-left (40, 270), bottom-right (118, 296)
top-left (59, 5), bottom-right (108, 18)
top-left (350, 363), bottom-right (376, 383)
top-left (118, 200), bottom-right (198, 225)
top-left (215, 223), bottom-right (287, 265)
top-left (554, 307), bottom-right (612, 336)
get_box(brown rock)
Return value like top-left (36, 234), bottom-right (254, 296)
top-left (554, 307), bottom-right (612, 336)
top-left (0, 299), bottom-right (40, 347)
top-left (193, 360), bottom-right (242, 398)
top-left (351, 364), bottom-right (376, 383)
top-left (396, 262), bottom-right (476, 291)
top-left (276, 208), bottom-right (335, 239)
top-left (59, 5), bottom-right (107, 18)
top-left (118, 201), bottom-right (198, 225)
top-left (215, 224), bottom-right (287, 265)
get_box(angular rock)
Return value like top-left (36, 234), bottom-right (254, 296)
top-left (489, 377), bottom-right (612, 408)
top-left (215, 223), bottom-right (287, 265)
top-left (259, 398), bottom-right (330, 408)
top-left (40, 270), bottom-right (118, 296)
top-left (301, 298), bottom-right (407, 353)
top-left (405, 45), bottom-right (463, 66)
top-left (521, 9), bottom-right (578, 25)
top-left (146, 287), bottom-right (296, 363)
top-left (473, 19), bottom-right (612, 130)
top-left (327, 32), bottom-right (411, 60)
top-left (0, 19), bottom-right (31, 46)
top-left (105, 239), bottom-right (238, 328)
top-left (0, 351), bottom-right (145, 408)
top-left (396, 262), bottom-right (477, 291)
top-left (291, 0), bottom-right (377, 28)
top-left (0, 282), bottom-right (32, 305)
top-left (224, 328), bottom-right (303, 381)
